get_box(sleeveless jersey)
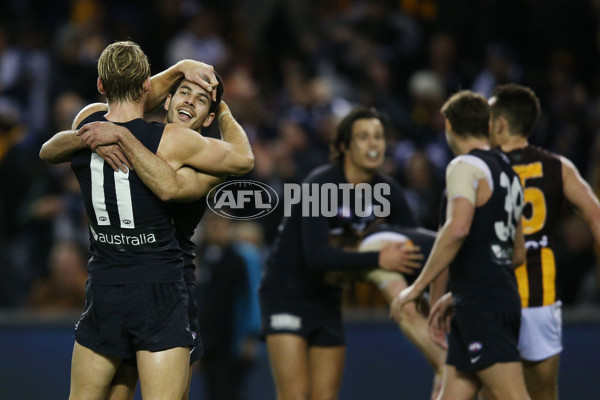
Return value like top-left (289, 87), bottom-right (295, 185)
top-left (443, 149), bottom-right (524, 311)
top-left (71, 111), bottom-right (182, 284)
top-left (170, 199), bottom-right (207, 284)
top-left (502, 145), bottom-right (564, 307)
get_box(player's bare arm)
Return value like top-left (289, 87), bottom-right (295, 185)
top-left (76, 103), bottom-right (250, 201)
top-left (39, 103), bottom-right (110, 164)
top-left (391, 159), bottom-right (486, 318)
top-left (156, 122), bottom-right (254, 176)
top-left (561, 156), bottom-right (600, 246)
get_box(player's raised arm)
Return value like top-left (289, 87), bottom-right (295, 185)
top-left (146, 60), bottom-right (218, 112)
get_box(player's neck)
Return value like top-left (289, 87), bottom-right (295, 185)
top-left (499, 135), bottom-right (529, 152)
top-left (104, 100), bottom-right (145, 123)
top-left (458, 137), bottom-right (490, 155)
top-left (343, 162), bottom-right (376, 185)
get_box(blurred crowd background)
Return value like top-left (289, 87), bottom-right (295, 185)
top-left (1, 0), bottom-right (600, 316)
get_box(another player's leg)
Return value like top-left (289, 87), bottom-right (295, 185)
top-left (266, 334), bottom-right (311, 400)
top-left (522, 355), bottom-right (560, 400)
top-left (181, 365), bottom-right (194, 400)
top-left (308, 345), bottom-right (345, 400)
top-left (437, 365), bottom-right (480, 400)
top-left (69, 342), bottom-right (121, 400)
top-left (136, 347), bottom-right (191, 400)
top-left (107, 363), bottom-right (138, 400)
top-left (476, 362), bottom-right (531, 400)
top-left (518, 302), bottom-right (562, 400)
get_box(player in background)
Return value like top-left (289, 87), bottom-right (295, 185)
top-left (393, 90), bottom-right (530, 400)
top-left (39, 41), bottom-right (253, 400)
top-left (260, 107), bottom-right (446, 400)
top-left (487, 84), bottom-right (600, 399)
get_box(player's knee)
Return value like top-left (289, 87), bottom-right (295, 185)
top-left (310, 394), bottom-right (338, 400)
top-left (396, 300), bottom-right (420, 322)
top-left (278, 387), bottom-right (309, 400)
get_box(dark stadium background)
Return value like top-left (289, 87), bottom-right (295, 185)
top-left (0, 0), bottom-right (599, 398)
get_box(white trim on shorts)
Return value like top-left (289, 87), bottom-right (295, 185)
top-left (518, 301), bottom-right (563, 362)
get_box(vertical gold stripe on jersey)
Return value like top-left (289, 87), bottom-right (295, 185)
top-left (514, 262), bottom-right (529, 308)
top-left (541, 248), bottom-right (556, 306)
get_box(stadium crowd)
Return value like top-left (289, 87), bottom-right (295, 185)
top-left (0, 0), bottom-right (599, 310)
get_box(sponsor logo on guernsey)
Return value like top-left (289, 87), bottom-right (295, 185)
top-left (270, 313), bottom-right (302, 330)
top-left (89, 224), bottom-right (157, 248)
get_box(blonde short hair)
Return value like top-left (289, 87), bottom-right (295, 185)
top-left (97, 41), bottom-right (151, 103)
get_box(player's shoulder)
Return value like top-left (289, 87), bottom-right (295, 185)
top-left (527, 145), bottom-right (562, 162)
top-left (303, 163), bottom-right (340, 183)
top-left (162, 123), bottom-right (203, 143)
top-left (447, 153), bottom-right (488, 170)
top-left (72, 103), bottom-right (108, 129)
top-left (373, 170), bottom-right (403, 192)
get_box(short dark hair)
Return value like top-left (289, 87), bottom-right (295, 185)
top-left (169, 73), bottom-right (225, 114)
top-left (330, 107), bottom-right (388, 164)
top-left (441, 90), bottom-right (489, 138)
top-left (490, 84), bottom-right (540, 138)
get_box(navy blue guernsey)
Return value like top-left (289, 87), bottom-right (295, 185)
top-left (71, 111), bottom-right (183, 284)
top-left (170, 200), bottom-right (207, 284)
top-left (442, 149), bottom-right (524, 312)
top-left (262, 163), bottom-right (418, 303)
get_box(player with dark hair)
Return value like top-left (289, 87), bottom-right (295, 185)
top-left (260, 107), bottom-right (446, 400)
top-left (393, 90), bottom-right (530, 399)
top-left (487, 84), bottom-right (600, 400)
top-left (39, 41), bottom-right (253, 400)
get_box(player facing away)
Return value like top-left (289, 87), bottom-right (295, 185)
top-left (488, 84), bottom-right (600, 400)
top-left (39, 41), bottom-right (253, 400)
top-left (260, 107), bottom-right (446, 400)
top-left (393, 90), bottom-right (531, 400)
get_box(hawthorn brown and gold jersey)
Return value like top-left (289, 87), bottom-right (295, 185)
top-left (503, 145), bottom-right (565, 308)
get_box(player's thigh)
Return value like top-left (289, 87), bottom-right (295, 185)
top-left (136, 347), bottom-right (190, 400)
top-left (476, 362), bottom-right (530, 400)
top-left (437, 365), bottom-right (479, 400)
top-left (266, 334), bottom-right (311, 398)
top-left (69, 341), bottom-right (121, 400)
top-left (308, 345), bottom-right (345, 400)
top-left (107, 362), bottom-right (138, 400)
top-left (522, 354), bottom-right (559, 399)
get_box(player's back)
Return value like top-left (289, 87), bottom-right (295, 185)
top-left (71, 111), bottom-right (182, 284)
top-left (447, 149), bottom-right (523, 311)
top-left (503, 145), bottom-right (564, 307)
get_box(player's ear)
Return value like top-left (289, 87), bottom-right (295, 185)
top-left (142, 77), bottom-right (151, 93)
top-left (444, 118), bottom-right (452, 134)
top-left (203, 113), bottom-right (215, 128)
top-left (164, 94), bottom-right (172, 112)
top-left (97, 78), bottom-right (105, 95)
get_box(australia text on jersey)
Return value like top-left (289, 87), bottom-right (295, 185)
top-left (207, 180), bottom-right (391, 220)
